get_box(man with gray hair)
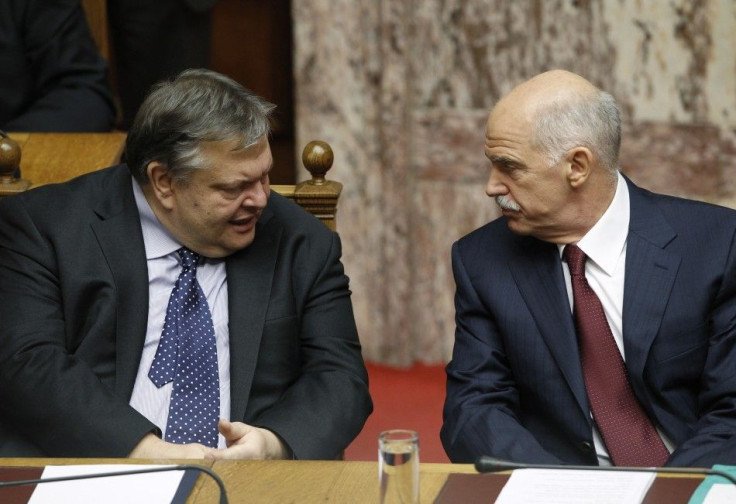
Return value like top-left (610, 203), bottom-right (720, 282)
top-left (441, 70), bottom-right (736, 467)
top-left (0, 69), bottom-right (372, 459)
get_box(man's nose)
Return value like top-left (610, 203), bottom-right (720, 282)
top-left (485, 170), bottom-right (508, 197)
top-left (244, 182), bottom-right (269, 208)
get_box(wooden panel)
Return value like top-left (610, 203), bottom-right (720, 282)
top-left (9, 132), bottom-right (125, 187)
top-left (81, 0), bottom-right (110, 61)
top-left (210, 0), bottom-right (295, 184)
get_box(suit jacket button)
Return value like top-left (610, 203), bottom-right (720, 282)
top-left (580, 441), bottom-right (593, 452)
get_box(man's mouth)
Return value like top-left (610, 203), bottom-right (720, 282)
top-left (229, 215), bottom-right (257, 231)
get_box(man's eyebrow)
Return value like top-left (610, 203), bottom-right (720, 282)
top-left (212, 180), bottom-right (244, 189)
top-left (488, 154), bottom-right (517, 165)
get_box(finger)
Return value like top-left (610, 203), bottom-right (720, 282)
top-left (175, 442), bottom-right (214, 459)
top-left (200, 446), bottom-right (220, 459)
top-left (218, 419), bottom-right (252, 445)
top-left (217, 418), bottom-right (231, 435)
top-left (209, 441), bottom-right (262, 460)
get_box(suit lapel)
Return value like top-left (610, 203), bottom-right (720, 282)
top-left (89, 168), bottom-right (149, 399)
top-left (226, 207), bottom-right (281, 422)
top-left (509, 237), bottom-right (590, 418)
top-left (622, 181), bottom-right (680, 382)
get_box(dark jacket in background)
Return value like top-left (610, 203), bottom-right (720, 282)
top-left (0, 0), bottom-right (115, 132)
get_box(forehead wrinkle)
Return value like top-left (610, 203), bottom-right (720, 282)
top-left (486, 113), bottom-right (530, 144)
top-left (484, 130), bottom-right (529, 158)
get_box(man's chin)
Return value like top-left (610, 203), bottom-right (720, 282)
top-left (504, 217), bottom-right (532, 236)
top-left (200, 232), bottom-right (256, 258)
top-left (227, 230), bottom-right (256, 252)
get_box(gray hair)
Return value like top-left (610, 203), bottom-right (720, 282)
top-left (126, 68), bottom-right (276, 183)
top-left (532, 89), bottom-right (621, 175)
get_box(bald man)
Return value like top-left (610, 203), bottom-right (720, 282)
top-left (441, 70), bottom-right (736, 468)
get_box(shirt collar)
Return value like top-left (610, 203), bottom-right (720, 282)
top-left (558, 172), bottom-right (630, 275)
top-left (132, 178), bottom-right (183, 260)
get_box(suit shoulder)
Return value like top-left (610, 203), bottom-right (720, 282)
top-left (0, 166), bottom-right (130, 241)
top-left (0, 165), bottom-right (125, 213)
top-left (647, 189), bottom-right (736, 215)
top-left (455, 217), bottom-right (515, 249)
top-left (644, 189), bottom-right (736, 231)
top-left (452, 217), bottom-right (523, 265)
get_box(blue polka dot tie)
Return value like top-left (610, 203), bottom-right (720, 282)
top-left (148, 248), bottom-right (220, 448)
top-left (564, 244), bottom-right (669, 466)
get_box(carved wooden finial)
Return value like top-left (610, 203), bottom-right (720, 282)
top-left (301, 140), bottom-right (334, 185)
top-left (0, 134), bottom-right (21, 181)
top-left (0, 133), bottom-right (30, 197)
top-left (293, 140), bottom-right (342, 231)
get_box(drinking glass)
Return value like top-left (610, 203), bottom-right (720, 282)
top-left (378, 429), bottom-right (419, 504)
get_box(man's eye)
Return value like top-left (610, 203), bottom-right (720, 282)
top-left (221, 187), bottom-right (242, 198)
top-left (494, 162), bottom-right (515, 173)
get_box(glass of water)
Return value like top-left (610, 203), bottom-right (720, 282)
top-left (378, 429), bottom-right (419, 504)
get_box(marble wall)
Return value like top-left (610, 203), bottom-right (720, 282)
top-left (293, 0), bottom-right (736, 365)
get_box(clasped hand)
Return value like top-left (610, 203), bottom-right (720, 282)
top-left (129, 419), bottom-right (288, 460)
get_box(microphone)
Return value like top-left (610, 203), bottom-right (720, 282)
top-left (0, 464), bottom-right (228, 504)
top-left (475, 455), bottom-right (736, 487)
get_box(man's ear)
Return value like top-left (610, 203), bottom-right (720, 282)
top-left (147, 162), bottom-right (176, 210)
top-left (565, 147), bottom-right (594, 188)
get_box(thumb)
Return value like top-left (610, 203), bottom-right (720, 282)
top-left (218, 419), bottom-right (252, 444)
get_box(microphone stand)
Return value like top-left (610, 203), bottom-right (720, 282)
top-left (0, 464), bottom-right (228, 504)
top-left (475, 456), bottom-right (736, 487)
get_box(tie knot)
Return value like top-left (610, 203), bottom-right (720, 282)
top-left (563, 244), bottom-right (587, 276)
top-left (177, 248), bottom-right (200, 271)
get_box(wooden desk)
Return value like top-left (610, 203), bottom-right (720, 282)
top-left (0, 459), bottom-right (709, 503)
top-left (8, 132), bottom-right (126, 187)
top-left (192, 460), bottom-right (477, 503)
top-left (0, 458), bottom-right (211, 504)
top-left (190, 461), bottom-right (704, 504)
top-left (0, 459), bottom-right (473, 503)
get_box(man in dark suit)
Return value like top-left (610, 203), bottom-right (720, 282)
top-left (0, 69), bottom-right (372, 459)
top-left (0, 0), bottom-right (115, 132)
top-left (441, 70), bottom-right (736, 467)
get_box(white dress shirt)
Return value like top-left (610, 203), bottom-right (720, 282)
top-left (558, 173), bottom-right (673, 465)
top-left (129, 179), bottom-right (231, 449)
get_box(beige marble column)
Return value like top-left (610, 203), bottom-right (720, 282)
top-left (293, 0), bottom-right (736, 365)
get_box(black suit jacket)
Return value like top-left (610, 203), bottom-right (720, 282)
top-left (0, 0), bottom-right (114, 132)
top-left (441, 178), bottom-right (736, 467)
top-left (0, 165), bottom-right (372, 459)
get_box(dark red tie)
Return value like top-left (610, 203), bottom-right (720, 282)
top-left (563, 244), bottom-right (669, 467)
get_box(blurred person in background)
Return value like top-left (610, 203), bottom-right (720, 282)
top-left (0, 0), bottom-right (114, 132)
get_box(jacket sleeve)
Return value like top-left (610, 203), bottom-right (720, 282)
top-left (665, 227), bottom-right (736, 467)
top-left (250, 231), bottom-right (373, 459)
top-left (0, 195), bottom-right (156, 457)
top-left (441, 241), bottom-right (564, 464)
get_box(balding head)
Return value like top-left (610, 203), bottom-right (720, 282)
top-left (483, 70), bottom-right (622, 243)
top-left (509, 70), bottom-right (597, 98)
top-left (491, 70), bottom-right (621, 175)
top-left (495, 70), bottom-right (596, 117)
